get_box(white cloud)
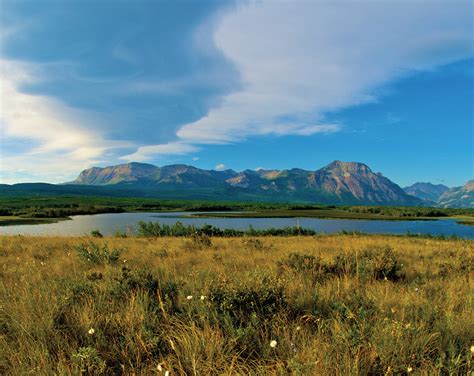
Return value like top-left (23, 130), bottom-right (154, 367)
top-left (144, 0), bottom-right (473, 156)
top-left (120, 141), bottom-right (198, 161)
top-left (0, 59), bottom-right (127, 183)
top-left (192, 156), bottom-right (200, 161)
top-left (1, 0), bottom-right (472, 177)
top-left (215, 163), bottom-right (226, 171)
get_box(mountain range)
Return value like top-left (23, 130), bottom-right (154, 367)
top-left (403, 181), bottom-right (474, 208)
top-left (436, 180), bottom-right (474, 208)
top-left (403, 182), bottom-right (449, 202)
top-left (1, 161), bottom-right (471, 207)
top-left (70, 160), bottom-right (423, 206)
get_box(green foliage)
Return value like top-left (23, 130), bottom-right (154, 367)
top-left (332, 245), bottom-right (404, 281)
top-left (2, 194), bottom-right (471, 223)
top-left (111, 266), bottom-right (179, 312)
top-left (279, 246), bottom-right (404, 282)
top-left (74, 241), bottom-right (122, 265)
top-left (278, 253), bottom-right (331, 284)
top-left (137, 221), bottom-right (318, 237)
top-left (242, 238), bottom-right (265, 251)
top-left (209, 280), bottom-right (288, 326)
top-left (90, 229), bottom-right (103, 238)
top-left (71, 346), bottom-right (106, 375)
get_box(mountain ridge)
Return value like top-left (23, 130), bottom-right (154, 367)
top-left (403, 182), bottom-right (449, 202)
top-left (437, 180), bottom-right (474, 208)
top-left (69, 160), bottom-right (423, 206)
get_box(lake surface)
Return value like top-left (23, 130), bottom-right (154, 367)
top-left (1, 212), bottom-right (473, 238)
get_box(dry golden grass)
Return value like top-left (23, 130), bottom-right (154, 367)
top-left (1, 234), bottom-right (473, 375)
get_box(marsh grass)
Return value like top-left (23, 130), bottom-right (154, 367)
top-left (0, 234), bottom-right (472, 375)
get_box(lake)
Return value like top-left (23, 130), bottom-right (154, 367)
top-left (0, 212), bottom-right (473, 238)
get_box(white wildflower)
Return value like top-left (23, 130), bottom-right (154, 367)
top-left (200, 295), bottom-right (206, 300)
top-left (296, 326), bottom-right (301, 331)
top-left (88, 328), bottom-right (95, 335)
top-left (270, 340), bottom-right (277, 348)
top-left (290, 342), bottom-right (297, 353)
top-left (186, 295), bottom-right (193, 300)
top-left (157, 364), bottom-right (163, 372)
top-left (164, 371), bottom-right (170, 376)
top-left (471, 345), bottom-right (474, 353)
top-left (407, 366), bottom-right (413, 373)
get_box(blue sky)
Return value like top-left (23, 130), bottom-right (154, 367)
top-left (0, 0), bottom-right (472, 187)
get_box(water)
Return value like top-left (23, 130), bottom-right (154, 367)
top-left (1, 212), bottom-right (473, 238)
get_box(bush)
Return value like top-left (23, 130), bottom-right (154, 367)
top-left (333, 245), bottom-right (403, 281)
top-left (110, 267), bottom-right (180, 313)
top-left (278, 252), bottom-right (332, 283)
top-left (90, 230), bottom-right (103, 238)
top-left (71, 346), bottom-right (106, 375)
top-left (242, 238), bottom-right (264, 251)
top-left (74, 241), bottom-right (122, 265)
top-left (209, 280), bottom-right (288, 326)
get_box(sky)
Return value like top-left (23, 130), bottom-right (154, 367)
top-left (0, 0), bottom-right (473, 187)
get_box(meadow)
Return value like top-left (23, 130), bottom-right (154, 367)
top-left (1, 233), bottom-right (472, 375)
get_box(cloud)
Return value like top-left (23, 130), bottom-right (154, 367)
top-left (0, 0), bottom-right (238, 170)
top-left (120, 141), bottom-right (198, 162)
top-left (0, 59), bottom-right (127, 183)
top-left (141, 0), bottom-right (473, 157)
top-left (215, 163), bottom-right (226, 171)
top-left (1, 0), bottom-right (472, 178)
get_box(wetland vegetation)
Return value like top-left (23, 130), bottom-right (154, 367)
top-left (1, 233), bottom-right (472, 374)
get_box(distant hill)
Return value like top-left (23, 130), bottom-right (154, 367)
top-left (404, 182), bottom-right (449, 202)
top-left (437, 180), bottom-right (474, 208)
top-left (61, 160), bottom-right (423, 206)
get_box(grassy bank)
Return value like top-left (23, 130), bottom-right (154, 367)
top-left (0, 216), bottom-right (65, 226)
top-left (188, 209), bottom-right (440, 221)
top-left (1, 234), bottom-right (472, 375)
top-left (1, 195), bottom-right (473, 226)
top-left (457, 219), bottom-right (474, 226)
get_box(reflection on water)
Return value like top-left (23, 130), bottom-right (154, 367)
top-left (0, 212), bottom-right (473, 239)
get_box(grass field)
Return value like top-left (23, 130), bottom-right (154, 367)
top-left (1, 234), bottom-right (473, 375)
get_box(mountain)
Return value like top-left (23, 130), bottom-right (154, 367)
top-left (403, 182), bottom-right (449, 202)
top-left (67, 160), bottom-right (423, 206)
top-left (74, 162), bottom-right (159, 185)
top-left (73, 162), bottom-right (236, 188)
top-left (437, 180), bottom-right (474, 208)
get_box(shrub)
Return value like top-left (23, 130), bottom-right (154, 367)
top-left (113, 230), bottom-right (128, 238)
top-left (182, 233), bottom-right (212, 251)
top-left (90, 230), bottom-right (103, 238)
top-left (242, 238), bottom-right (265, 251)
top-left (333, 245), bottom-right (403, 281)
top-left (74, 241), bottom-right (122, 265)
top-left (71, 346), bottom-right (106, 375)
top-left (209, 280), bottom-right (288, 326)
top-left (278, 252), bottom-right (332, 283)
top-left (110, 267), bottom-right (180, 313)
top-left (192, 233), bottom-right (212, 248)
